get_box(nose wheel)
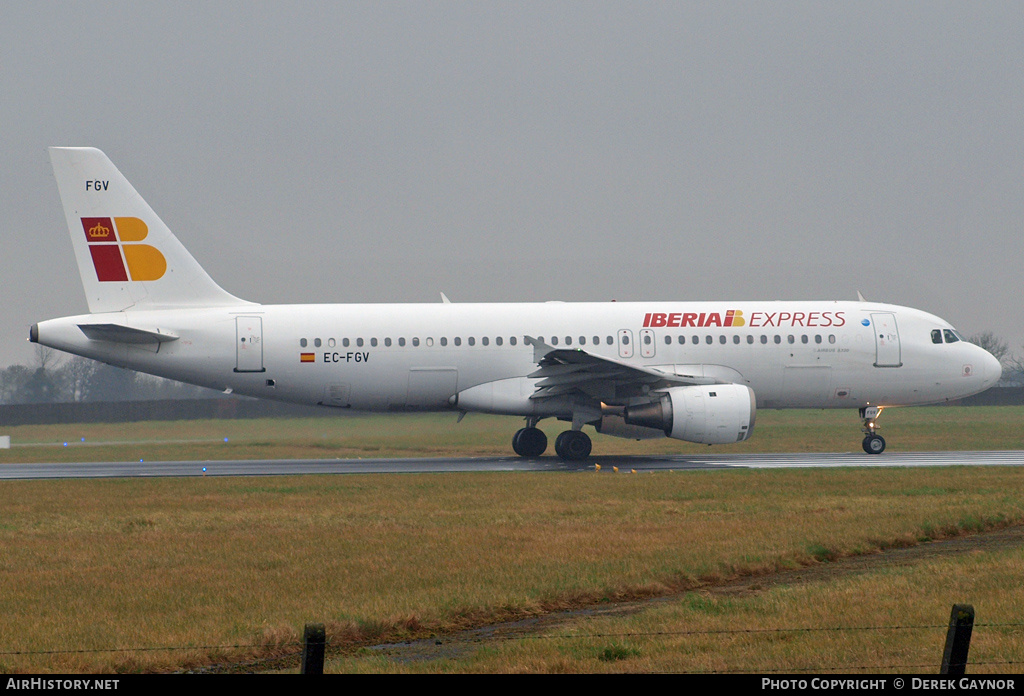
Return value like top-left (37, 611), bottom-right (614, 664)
top-left (862, 434), bottom-right (886, 454)
top-left (860, 406), bottom-right (886, 455)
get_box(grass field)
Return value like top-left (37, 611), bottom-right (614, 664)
top-left (0, 406), bottom-right (1022, 673)
top-left (1, 405), bottom-right (1023, 463)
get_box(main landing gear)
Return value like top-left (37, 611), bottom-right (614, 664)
top-left (511, 425), bottom-right (547, 458)
top-left (511, 420), bottom-right (593, 461)
top-left (860, 406), bottom-right (886, 455)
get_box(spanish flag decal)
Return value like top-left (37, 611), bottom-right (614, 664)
top-left (80, 217), bottom-right (167, 282)
top-left (300, 353), bottom-right (315, 363)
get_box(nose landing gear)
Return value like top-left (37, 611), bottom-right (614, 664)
top-left (860, 406), bottom-right (886, 454)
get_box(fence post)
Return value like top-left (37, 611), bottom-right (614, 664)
top-left (301, 623), bottom-right (326, 675)
top-left (940, 604), bottom-right (974, 675)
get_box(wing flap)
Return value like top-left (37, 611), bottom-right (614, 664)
top-left (522, 336), bottom-right (730, 404)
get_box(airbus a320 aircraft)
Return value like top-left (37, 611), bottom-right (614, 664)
top-left (31, 148), bottom-right (1002, 459)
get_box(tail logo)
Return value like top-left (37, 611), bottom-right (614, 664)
top-left (80, 217), bottom-right (167, 282)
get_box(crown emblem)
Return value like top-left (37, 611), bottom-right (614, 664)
top-left (88, 222), bottom-right (112, 239)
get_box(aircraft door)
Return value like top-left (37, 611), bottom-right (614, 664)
top-left (871, 313), bottom-right (902, 368)
top-left (640, 329), bottom-right (656, 358)
top-left (235, 316), bottom-right (265, 373)
top-left (618, 329), bottom-right (634, 359)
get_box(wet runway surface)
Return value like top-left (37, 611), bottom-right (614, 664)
top-left (3, 450), bottom-right (1024, 480)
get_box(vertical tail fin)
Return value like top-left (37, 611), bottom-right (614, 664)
top-left (48, 147), bottom-right (250, 313)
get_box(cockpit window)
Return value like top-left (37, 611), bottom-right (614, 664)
top-left (931, 329), bottom-right (943, 344)
top-left (943, 329), bottom-right (960, 343)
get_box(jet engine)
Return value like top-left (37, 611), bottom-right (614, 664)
top-left (622, 384), bottom-right (756, 445)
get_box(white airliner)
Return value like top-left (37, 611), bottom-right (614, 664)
top-left (30, 147), bottom-right (1002, 459)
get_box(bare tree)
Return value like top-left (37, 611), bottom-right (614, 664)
top-left (1004, 348), bottom-right (1024, 386)
top-left (967, 331), bottom-right (1009, 364)
top-left (34, 344), bottom-right (63, 371)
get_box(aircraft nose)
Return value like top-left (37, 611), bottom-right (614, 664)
top-left (977, 347), bottom-right (1003, 388)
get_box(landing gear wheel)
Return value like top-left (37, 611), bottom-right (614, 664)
top-left (862, 434), bottom-right (886, 455)
top-left (512, 427), bottom-right (547, 458)
top-left (554, 430), bottom-right (592, 461)
top-left (859, 406), bottom-right (886, 455)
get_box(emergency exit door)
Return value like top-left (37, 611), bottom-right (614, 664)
top-left (235, 316), bottom-right (265, 373)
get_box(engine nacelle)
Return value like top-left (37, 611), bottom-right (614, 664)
top-left (595, 414), bottom-right (666, 440)
top-left (623, 384), bottom-right (756, 445)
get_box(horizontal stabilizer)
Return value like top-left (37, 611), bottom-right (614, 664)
top-left (78, 323), bottom-right (179, 344)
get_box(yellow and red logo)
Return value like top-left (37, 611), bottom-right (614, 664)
top-left (643, 310), bottom-right (746, 328)
top-left (81, 217), bottom-right (167, 282)
top-left (300, 353), bottom-right (315, 363)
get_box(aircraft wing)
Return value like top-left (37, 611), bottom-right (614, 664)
top-left (524, 336), bottom-right (728, 403)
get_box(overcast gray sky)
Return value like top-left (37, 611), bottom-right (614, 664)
top-left (2, 1), bottom-right (1022, 369)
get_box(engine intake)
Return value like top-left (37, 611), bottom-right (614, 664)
top-left (623, 384), bottom-right (756, 445)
